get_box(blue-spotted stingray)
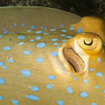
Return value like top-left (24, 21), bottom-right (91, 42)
top-left (0, 7), bottom-right (105, 105)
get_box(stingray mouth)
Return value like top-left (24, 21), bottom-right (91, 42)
top-left (63, 47), bottom-right (85, 72)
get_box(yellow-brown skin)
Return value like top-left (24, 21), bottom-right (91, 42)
top-left (0, 7), bottom-right (105, 105)
top-left (71, 16), bottom-right (105, 41)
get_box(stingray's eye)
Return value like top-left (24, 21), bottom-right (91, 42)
top-left (78, 37), bottom-right (98, 50)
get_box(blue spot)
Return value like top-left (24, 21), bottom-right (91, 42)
top-left (51, 39), bottom-right (58, 41)
top-left (95, 85), bottom-right (99, 89)
top-left (0, 61), bottom-right (4, 67)
top-left (14, 22), bottom-right (17, 27)
top-left (0, 35), bottom-right (2, 38)
top-left (91, 102), bottom-right (97, 105)
top-left (29, 39), bottom-right (35, 42)
top-left (66, 36), bottom-right (72, 39)
top-left (50, 29), bottom-right (56, 31)
top-left (89, 67), bottom-right (94, 72)
top-left (35, 31), bottom-right (42, 34)
top-left (0, 96), bottom-right (3, 100)
top-left (73, 77), bottom-right (77, 80)
top-left (51, 51), bottom-right (58, 57)
top-left (61, 30), bottom-right (67, 32)
top-left (23, 50), bottom-right (31, 55)
top-left (46, 84), bottom-right (52, 89)
top-left (36, 42), bottom-right (46, 48)
top-left (61, 24), bottom-right (64, 28)
top-left (11, 99), bottom-right (19, 105)
top-left (77, 27), bottom-right (82, 33)
top-left (0, 78), bottom-right (6, 85)
top-left (57, 100), bottom-right (64, 105)
top-left (21, 23), bottom-right (26, 27)
top-left (62, 39), bottom-right (67, 42)
top-left (7, 58), bottom-right (14, 63)
top-left (80, 91), bottom-right (88, 98)
top-left (3, 30), bottom-right (8, 34)
top-left (97, 57), bottom-right (101, 62)
top-left (60, 34), bottom-right (66, 36)
top-left (40, 26), bottom-right (44, 29)
top-left (44, 28), bottom-right (48, 30)
top-left (47, 75), bottom-right (55, 80)
top-left (96, 72), bottom-right (103, 77)
top-left (30, 25), bottom-right (35, 29)
top-left (2, 66), bottom-right (7, 69)
top-left (103, 90), bottom-right (105, 93)
top-left (18, 42), bottom-right (24, 46)
top-left (35, 57), bottom-right (43, 63)
top-left (17, 35), bottom-right (25, 40)
top-left (27, 30), bottom-right (31, 32)
top-left (30, 86), bottom-right (39, 92)
top-left (70, 27), bottom-right (74, 31)
top-left (70, 73), bottom-right (73, 77)
top-left (3, 46), bottom-right (11, 51)
top-left (82, 79), bottom-right (89, 84)
top-left (66, 86), bottom-right (73, 93)
top-left (20, 70), bottom-right (31, 77)
top-left (36, 36), bottom-right (41, 40)
top-left (26, 95), bottom-right (39, 101)
top-left (43, 33), bottom-right (49, 35)
top-left (10, 25), bottom-right (13, 28)
top-left (53, 43), bottom-right (58, 46)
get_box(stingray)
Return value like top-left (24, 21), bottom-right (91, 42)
top-left (0, 7), bottom-right (105, 105)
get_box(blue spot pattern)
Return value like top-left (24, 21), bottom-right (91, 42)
top-left (51, 51), bottom-right (58, 57)
top-left (0, 96), bottom-right (3, 100)
top-left (91, 102), bottom-right (97, 105)
top-left (57, 100), bottom-right (64, 105)
top-left (0, 78), bottom-right (6, 85)
top-left (95, 85), bottom-right (99, 89)
top-left (97, 57), bottom-right (101, 62)
top-left (35, 57), bottom-right (43, 63)
top-left (36, 42), bottom-right (46, 48)
top-left (89, 67), bottom-right (94, 72)
top-left (30, 25), bottom-right (35, 29)
top-left (47, 75), bottom-right (55, 80)
top-left (51, 39), bottom-right (58, 41)
top-left (35, 31), bottom-right (42, 34)
top-left (0, 61), bottom-right (4, 67)
top-left (96, 72), bottom-right (103, 77)
top-left (20, 70), bottom-right (31, 77)
top-left (18, 42), bottom-right (24, 46)
top-left (17, 35), bottom-right (25, 40)
top-left (77, 27), bottom-right (82, 33)
top-left (23, 50), bottom-right (31, 55)
top-left (2, 66), bottom-right (7, 69)
top-left (30, 86), bottom-right (39, 92)
top-left (66, 86), bottom-right (73, 93)
top-left (82, 79), bottom-right (89, 84)
top-left (36, 36), bottom-right (41, 40)
top-left (46, 84), bottom-right (52, 89)
top-left (80, 91), bottom-right (88, 98)
top-left (7, 58), bottom-right (14, 63)
top-left (70, 27), bottom-right (74, 31)
top-left (50, 29), bottom-right (56, 31)
top-left (0, 35), bottom-right (2, 38)
top-left (3, 46), bottom-right (11, 51)
top-left (11, 99), bottom-right (19, 105)
top-left (26, 95), bottom-right (39, 101)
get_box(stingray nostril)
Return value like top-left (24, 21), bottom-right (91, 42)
top-left (84, 39), bottom-right (93, 46)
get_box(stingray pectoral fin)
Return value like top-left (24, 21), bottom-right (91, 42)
top-left (63, 47), bottom-right (85, 72)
